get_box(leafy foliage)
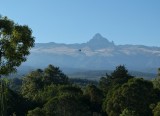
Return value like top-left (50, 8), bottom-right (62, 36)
top-left (103, 78), bottom-right (158, 116)
top-left (0, 82), bottom-right (33, 116)
top-left (84, 84), bottom-right (104, 114)
top-left (99, 65), bottom-right (133, 94)
top-left (0, 16), bottom-right (34, 75)
top-left (120, 108), bottom-right (138, 116)
top-left (1, 63), bottom-right (160, 116)
top-left (153, 102), bottom-right (160, 116)
top-left (152, 68), bottom-right (160, 90)
top-left (9, 78), bottom-right (22, 93)
top-left (0, 16), bottom-right (34, 116)
top-left (21, 65), bottom-right (69, 101)
top-left (43, 94), bottom-right (91, 116)
top-left (27, 107), bottom-right (45, 116)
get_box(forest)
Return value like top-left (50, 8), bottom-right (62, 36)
top-left (1, 65), bottom-right (160, 116)
top-left (1, 16), bottom-right (160, 116)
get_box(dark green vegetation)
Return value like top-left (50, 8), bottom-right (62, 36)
top-left (0, 65), bottom-right (159, 116)
top-left (0, 16), bottom-right (34, 75)
top-left (0, 16), bottom-right (34, 116)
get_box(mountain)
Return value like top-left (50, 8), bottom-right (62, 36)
top-left (22, 33), bottom-right (160, 75)
top-left (86, 33), bottom-right (114, 49)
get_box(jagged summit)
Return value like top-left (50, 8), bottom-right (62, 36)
top-left (87, 33), bottom-right (114, 49)
top-left (92, 33), bottom-right (108, 40)
top-left (88, 33), bottom-right (109, 42)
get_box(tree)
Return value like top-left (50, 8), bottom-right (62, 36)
top-left (21, 65), bottom-right (69, 100)
top-left (84, 84), bottom-right (104, 115)
top-left (0, 16), bottom-right (34, 75)
top-left (27, 85), bottom-right (91, 116)
top-left (103, 78), bottom-right (157, 116)
top-left (99, 65), bottom-right (133, 94)
top-left (43, 94), bottom-right (91, 116)
top-left (0, 16), bottom-right (34, 116)
top-left (43, 65), bottom-right (69, 85)
top-left (58, 85), bottom-right (83, 97)
top-left (120, 108), bottom-right (138, 116)
top-left (27, 107), bottom-right (45, 116)
top-left (153, 102), bottom-right (160, 116)
top-left (21, 65), bottom-right (70, 112)
top-left (9, 77), bottom-right (22, 93)
top-left (152, 68), bottom-right (160, 90)
top-left (21, 69), bottom-right (44, 100)
top-left (0, 84), bottom-right (31, 116)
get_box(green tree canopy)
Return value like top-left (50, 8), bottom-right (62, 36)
top-left (103, 78), bottom-right (157, 116)
top-left (21, 69), bottom-right (44, 100)
top-left (153, 102), bottom-right (160, 116)
top-left (0, 16), bottom-right (34, 116)
top-left (84, 84), bottom-right (104, 114)
top-left (152, 68), bottom-right (160, 90)
top-left (120, 108), bottom-right (138, 116)
top-left (43, 64), bottom-right (69, 85)
top-left (99, 65), bottom-right (133, 94)
top-left (0, 84), bottom-right (31, 116)
top-left (43, 94), bottom-right (91, 116)
top-left (0, 16), bottom-right (34, 75)
top-left (21, 65), bottom-right (69, 101)
top-left (27, 107), bottom-right (45, 116)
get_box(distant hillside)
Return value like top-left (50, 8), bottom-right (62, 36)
top-left (13, 65), bottom-right (156, 80)
top-left (67, 70), bottom-right (156, 80)
top-left (22, 33), bottom-right (160, 75)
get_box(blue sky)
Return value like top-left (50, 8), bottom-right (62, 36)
top-left (0, 0), bottom-right (160, 46)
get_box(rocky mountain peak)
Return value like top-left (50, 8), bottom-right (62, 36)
top-left (89, 33), bottom-right (108, 42)
top-left (87, 33), bottom-right (114, 49)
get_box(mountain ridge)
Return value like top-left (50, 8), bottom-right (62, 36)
top-left (23, 33), bottom-right (160, 74)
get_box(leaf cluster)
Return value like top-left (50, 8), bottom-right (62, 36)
top-left (0, 16), bottom-right (34, 75)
